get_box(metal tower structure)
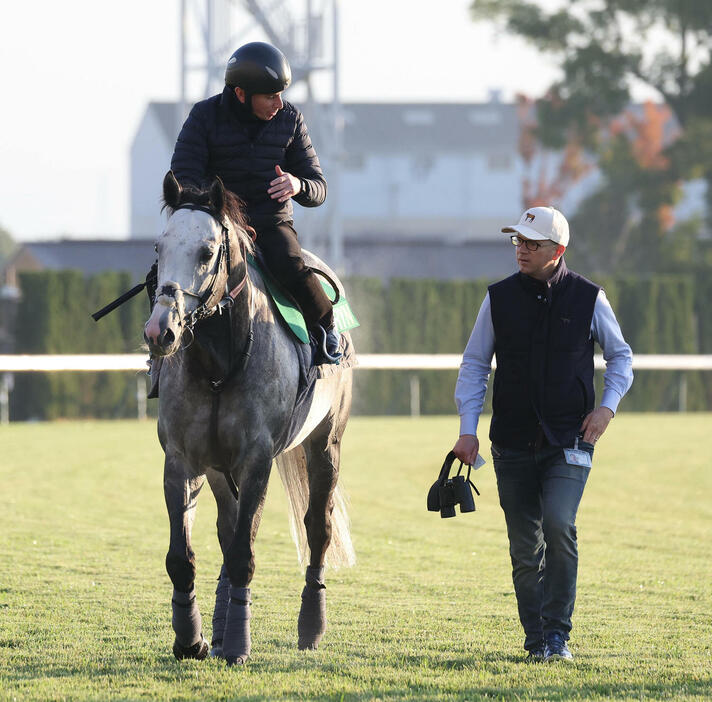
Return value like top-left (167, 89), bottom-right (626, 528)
top-left (178, 0), bottom-right (344, 268)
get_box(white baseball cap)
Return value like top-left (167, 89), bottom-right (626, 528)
top-left (501, 206), bottom-right (570, 247)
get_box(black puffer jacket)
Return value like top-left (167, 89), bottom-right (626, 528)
top-left (171, 87), bottom-right (327, 228)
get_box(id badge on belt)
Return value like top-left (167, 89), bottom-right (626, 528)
top-left (563, 436), bottom-right (592, 468)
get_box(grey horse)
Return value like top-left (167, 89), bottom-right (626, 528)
top-left (144, 171), bottom-right (355, 665)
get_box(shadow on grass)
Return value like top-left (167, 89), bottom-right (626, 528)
top-left (4, 649), bottom-right (711, 702)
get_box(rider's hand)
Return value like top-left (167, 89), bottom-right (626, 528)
top-left (268, 165), bottom-right (301, 202)
top-left (453, 434), bottom-right (479, 465)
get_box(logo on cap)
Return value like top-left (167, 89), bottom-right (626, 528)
top-left (525, 213), bottom-right (535, 223)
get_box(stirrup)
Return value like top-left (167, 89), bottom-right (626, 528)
top-left (315, 325), bottom-right (342, 364)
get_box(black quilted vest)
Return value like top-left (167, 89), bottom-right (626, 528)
top-left (488, 260), bottom-right (600, 449)
top-left (171, 87), bottom-right (326, 229)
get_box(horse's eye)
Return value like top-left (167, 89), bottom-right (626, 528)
top-left (153, 243), bottom-right (158, 253)
top-left (200, 248), bottom-right (214, 264)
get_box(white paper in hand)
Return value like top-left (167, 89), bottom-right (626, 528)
top-left (472, 454), bottom-right (486, 470)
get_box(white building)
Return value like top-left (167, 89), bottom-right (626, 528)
top-left (130, 99), bottom-right (538, 278)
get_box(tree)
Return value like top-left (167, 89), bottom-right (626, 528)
top-left (0, 224), bottom-right (16, 270)
top-left (471, 1), bottom-right (712, 128)
top-left (516, 93), bottom-right (593, 209)
top-left (471, 0), bottom-right (712, 273)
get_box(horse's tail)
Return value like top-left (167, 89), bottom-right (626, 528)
top-left (274, 446), bottom-right (356, 570)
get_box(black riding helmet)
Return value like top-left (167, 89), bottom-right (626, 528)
top-left (225, 42), bottom-right (292, 94)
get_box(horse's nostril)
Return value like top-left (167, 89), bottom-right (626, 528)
top-left (162, 328), bottom-right (175, 346)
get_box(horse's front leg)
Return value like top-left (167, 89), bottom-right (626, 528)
top-left (205, 467), bottom-right (238, 659)
top-left (164, 452), bottom-right (209, 660)
top-left (298, 424), bottom-right (341, 650)
top-left (221, 448), bottom-right (273, 666)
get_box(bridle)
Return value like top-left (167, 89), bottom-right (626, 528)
top-left (154, 202), bottom-right (255, 493)
top-left (156, 203), bottom-right (250, 336)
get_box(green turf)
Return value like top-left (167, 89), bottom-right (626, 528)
top-left (0, 414), bottom-right (710, 701)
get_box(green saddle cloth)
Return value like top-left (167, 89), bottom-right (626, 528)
top-left (247, 253), bottom-right (359, 344)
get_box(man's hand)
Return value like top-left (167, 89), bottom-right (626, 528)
top-left (453, 434), bottom-right (479, 465)
top-left (580, 406), bottom-right (614, 445)
top-left (268, 165), bottom-right (301, 202)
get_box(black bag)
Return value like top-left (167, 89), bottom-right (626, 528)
top-left (427, 451), bottom-right (480, 519)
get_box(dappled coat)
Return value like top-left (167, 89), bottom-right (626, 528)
top-left (171, 86), bottom-right (327, 229)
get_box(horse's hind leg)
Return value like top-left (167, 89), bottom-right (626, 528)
top-left (298, 422), bottom-right (342, 650)
top-left (164, 452), bottom-right (209, 660)
top-left (205, 468), bottom-right (238, 659)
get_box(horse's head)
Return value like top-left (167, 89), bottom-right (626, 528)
top-left (144, 171), bottom-right (254, 357)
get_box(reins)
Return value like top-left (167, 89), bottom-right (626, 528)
top-left (168, 205), bottom-right (253, 501)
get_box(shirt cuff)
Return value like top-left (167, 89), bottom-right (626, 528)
top-left (601, 388), bottom-right (622, 415)
top-left (459, 413), bottom-right (480, 437)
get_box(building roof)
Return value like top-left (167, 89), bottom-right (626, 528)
top-left (144, 100), bottom-right (519, 155)
top-left (338, 102), bottom-right (517, 154)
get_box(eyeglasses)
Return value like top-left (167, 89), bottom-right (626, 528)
top-left (510, 235), bottom-right (554, 252)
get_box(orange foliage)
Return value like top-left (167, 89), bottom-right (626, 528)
top-left (517, 93), bottom-right (592, 210)
top-left (521, 137), bottom-right (592, 210)
top-left (612, 102), bottom-right (679, 230)
top-left (518, 97), bottom-right (680, 220)
top-left (617, 101), bottom-right (678, 170)
top-left (658, 204), bottom-right (675, 231)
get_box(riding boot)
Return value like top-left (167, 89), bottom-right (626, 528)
top-left (313, 310), bottom-right (342, 364)
top-left (314, 325), bottom-right (342, 364)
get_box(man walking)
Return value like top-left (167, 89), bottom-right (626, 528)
top-left (453, 206), bottom-right (633, 662)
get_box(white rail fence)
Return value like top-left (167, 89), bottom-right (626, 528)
top-left (1, 354), bottom-right (711, 423)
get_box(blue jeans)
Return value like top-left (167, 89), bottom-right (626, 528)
top-left (492, 441), bottom-right (593, 651)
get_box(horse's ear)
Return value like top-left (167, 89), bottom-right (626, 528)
top-left (163, 171), bottom-right (182, 208)
top-left (210, 176), bottom-right (226, 214)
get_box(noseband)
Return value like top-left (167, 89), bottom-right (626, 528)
top-left (157, 203), bottom-right (250, 332)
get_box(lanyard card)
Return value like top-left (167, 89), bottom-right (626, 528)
top-left (563, 437), bottom-right (592, 468)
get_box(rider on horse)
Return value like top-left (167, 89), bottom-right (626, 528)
top-left (169, 41), bottom-right (341, 363)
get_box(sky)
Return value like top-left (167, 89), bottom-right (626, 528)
top-left (0, 0), bottom-right (575, 242)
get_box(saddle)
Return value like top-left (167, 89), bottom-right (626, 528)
top-left (246, 250), bottom-right (359, 345)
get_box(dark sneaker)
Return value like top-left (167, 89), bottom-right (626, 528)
top-left (526, 641), bottom-right (548, 662)
top-left (545, 632), bottom-right (573, 662)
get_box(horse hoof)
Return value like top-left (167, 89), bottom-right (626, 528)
top-left (225, 654), bottom-right (249, 666)
top-left (172, 636), bottom-right (209, 661)
top-left (298, 641), bottom-right (319, 651)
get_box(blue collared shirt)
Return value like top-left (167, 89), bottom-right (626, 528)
top-left (455, 288), bottom-right (634, 437)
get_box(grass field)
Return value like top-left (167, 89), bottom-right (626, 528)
top-left (0, 414), bottom-right (711, 701)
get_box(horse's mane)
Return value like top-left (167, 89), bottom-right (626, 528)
top-left (162, 184), bottom-right (255, 253)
